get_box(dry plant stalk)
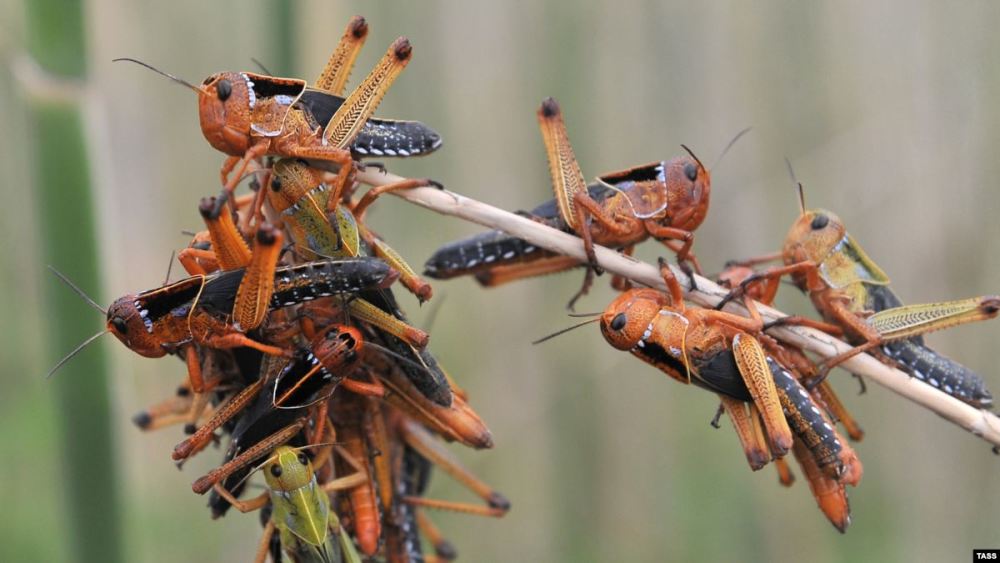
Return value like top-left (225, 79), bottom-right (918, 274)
top-left (358, 168), bottom-right (1000, 449)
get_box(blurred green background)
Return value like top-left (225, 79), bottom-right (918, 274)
top-left (2, 1), bottom-right (999, 561)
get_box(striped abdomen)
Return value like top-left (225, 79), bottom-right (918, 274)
top-left (423, 184), bottom-right (614, 280)
top-left (767, 358), bottom-right (843, 478)
top-left (881, 340), bottom-right (993, 408)
top-left (270, 258), bottom-right (396, 306)
top-left (354, 118), bottom-right (442, 157)
top-left (866, 285), bottom-right (992, 407)
top-left (423, 229), bottom-right (553, 279)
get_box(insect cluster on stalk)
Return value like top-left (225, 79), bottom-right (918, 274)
top-left (54, 15), bottom-right (508, 562)
top-left (47, 7), bottom-right (1000, 554)
top-left (424, 92), bottom-right (1000, 532)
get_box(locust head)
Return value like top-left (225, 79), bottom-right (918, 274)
top-left (782, 208), bottom-right (848, 266)
top-left (600, 289), bottom-right (669, 351)
top-left (197, 72), bottom-right (256, 156)
top-left (106, 294), bottom-right (168, 358)
top-left (663, 152), bottom-right (711, 231)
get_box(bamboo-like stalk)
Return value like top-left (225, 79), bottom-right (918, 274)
top-left (358, 168), bottom-right (1000, 448)
top-left (22, 1), bottom-right (124, 562)
top-left (267, 0), bottom-right (296, 77)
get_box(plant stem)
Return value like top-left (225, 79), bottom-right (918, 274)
top-left (359, 168), bottom-right (1000, 449)
top-left (24, 0), bottom-right (124, 561)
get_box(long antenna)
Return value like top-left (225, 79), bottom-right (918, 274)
top-left (162, 250), bottom-right (176, 285)
top-left (783, 157), bottom-right (805, 214)
top-left (46, 330), bottom-right (108, 379)
top-left (532, 317), bottom-right (601, 345)
top-left (713, 127), bottom-right (752, 170)
top-left (250, 57), bottom-right (274, 76)
top-left (680, 144), bottom-right (706, 173)
top-left (48, 265), bottom-right (106, 315)
top-left (112, 58), bottom-right (203, 94)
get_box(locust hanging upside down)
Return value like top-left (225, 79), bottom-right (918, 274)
top-left (590, 259), bottom-right (862, 531)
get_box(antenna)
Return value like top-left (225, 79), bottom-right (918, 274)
top-left (680, 144), bottom-right (706, 173)
top-left (112, 58), bottom-right (203, 94)
top-left (48, 266), bottom-right (105, 315)
top-left (532, 316), bottom-right (601, 345)
top-left (784, 158), bottom-right (805, 214)
top-left (713, 127), bottom-right (752, 170)
top-left (46, 330), bottom-right (108, 379)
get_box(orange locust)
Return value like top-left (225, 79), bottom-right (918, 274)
top-left (425, 97), bottom-right (727, 309)
top-left (718, 183), bottom-right (1000, 408)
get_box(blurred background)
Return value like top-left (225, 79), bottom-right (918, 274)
top-left (2, 1), bottom-right (999, 561)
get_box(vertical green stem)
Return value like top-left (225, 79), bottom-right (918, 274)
top-left (269, 0), bottom-right (296, 76)
top-left (24, 1), bottom-right (123, 562)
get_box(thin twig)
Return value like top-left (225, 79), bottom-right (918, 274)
top-left (358, 169), bottom-right (1000, 449)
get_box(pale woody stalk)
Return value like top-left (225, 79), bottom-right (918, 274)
top-left (359, 168), bottom-right (1000, 449)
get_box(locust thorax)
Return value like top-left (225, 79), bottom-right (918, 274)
top-left (106, 294), bottom-right (167, 358)
top-left (198, 72), bottom-right (253, 156)
top-left (663, 155), bottom-right (711, 231)
top-left (600, 289), bottom-right (668, 351)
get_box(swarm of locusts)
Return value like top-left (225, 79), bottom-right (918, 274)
top-left (425, 98), bottom-right (1000, 531)
top-left (54, 16), bottom-right (509, 562)
top-left (49, 13), bottom-right (1000, 560)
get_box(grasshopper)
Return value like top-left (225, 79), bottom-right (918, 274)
top-left (719, 185), bottom-right (1000, 408)
top-left (104, 256), bottom-right (397, 394)
top-left (116, 16), bottom-right (440, 201)
top-left (425, 97), bottom-right (720, 309)
top-left (593, 261), bottom-right (861, 530)
top-left (717, 264), bottom-right (865, 442)
top-left (170, 324), bottom-right (368, 465)
top-left (213, 440), bottom-right (367, 563)
top-left (193, 336), bottom-right (376, 510)
top-left (598, 261), bottom-right (851, 477)
top-left (264, 158), bottom-right (453, 406)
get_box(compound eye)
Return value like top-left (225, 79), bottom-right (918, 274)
top-left (297, 453), bottom-right (308, 466)
top-left (111, 316), bottom-right (128, 335)
top-left (810, 214), bottom-right (829, 230)
top-left (683, 163), bottom-right (698, 182)
top-left (610, 313), bottom-right (628, 331)
top-left (269, 176), bottom-right (282, 192)
top-left (269, 464), bottom-right (283, 477)
top-left (216, 79), bottom-right (232, 101)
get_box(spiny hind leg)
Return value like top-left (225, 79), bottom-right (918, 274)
top-left (731, 334), bottom-right (793, 456)
top-left (315, 15), bottom-right (369, 95)
top-left (322, 37), bottom-right (413, 149)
